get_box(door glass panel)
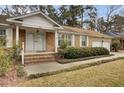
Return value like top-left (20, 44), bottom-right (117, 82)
top-left (26, 31), bottom-right (45, 52)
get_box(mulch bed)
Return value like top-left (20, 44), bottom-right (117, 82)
top-left (0, 64), bottom-right (26, 87)
top-left (57, 54), bottom-right (114, 64)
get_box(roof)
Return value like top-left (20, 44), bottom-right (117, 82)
top-left (0, 15), bottom-right (11, 24)
top-left (60, 26), bottom-right (113, 39)
top-left (104, 31), bottom-right (124, 39)
top-left (6, 11), bottom-right (63, 29)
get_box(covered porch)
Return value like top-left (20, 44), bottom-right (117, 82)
top-left (13, 25), bottom-right (59, 64)
top-left (14, 25), bottom-right (58, 53)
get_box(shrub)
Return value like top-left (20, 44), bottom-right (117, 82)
top-left (10, 44), bottom-right (21, 61)
top-left (16, 65), bottom-right (26, 77)
top-left (0, 37), bottom-right (6, 47)
top-left (58, 47), bottom-right (109, 59)
top-left (59, 39), bottom-right (68, 49)
top-left (0, 48), bottom-right (12, 76)
top-left (111, 39), bottom-right (121, 52)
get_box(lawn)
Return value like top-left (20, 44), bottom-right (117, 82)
top-left (19, 59), bottom-right (124, 87)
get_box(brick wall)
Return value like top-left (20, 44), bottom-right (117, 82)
top-left (46, 32), bottom-right (55, 52)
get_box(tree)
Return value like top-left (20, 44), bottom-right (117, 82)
top-left (105, 5), bottom-right (121, 32)
top-left (83, 5), bottom-right (97, 30)
top-left (58, 5), bottom-right (69, 25)
top-left (111, 15), bottom-right (124, 32)
top-left (58, 5), bottom-right (82, 27)
top-left (97, 17), bottom-right (107, 32)
top-left (0, 5), bottom-right (30, 16)
top-left (46, 5), bottom-right (59, 23)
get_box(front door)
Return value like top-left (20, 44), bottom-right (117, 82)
top-left (26, 31), bottom-right (45, 52)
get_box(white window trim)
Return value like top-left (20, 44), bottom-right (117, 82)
top-left (57, 33), bottom-right (74, 47)
top-left (57, 33), bottom-right (65, 47)
top-left (80, 35), bottom-right (88, 47)
top-left (66, 34), bottom-right (73, 47)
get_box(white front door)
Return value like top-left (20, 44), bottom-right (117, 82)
top-left (34, 32), bottom-right (45, 51)
top-left (26, 32), bottom-right (34, 51)
top-left (26, 31), bottom-right (45, 52)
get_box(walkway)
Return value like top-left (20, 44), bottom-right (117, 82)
top-left (25, 52), bottom-right (124, 76)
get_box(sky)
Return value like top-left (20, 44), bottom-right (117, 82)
top-left (0, 5), bottom-right (123, 18)
top-left (54, 5), bottom-right (108, 18)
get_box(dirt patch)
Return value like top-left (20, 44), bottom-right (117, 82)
top-left (0, 64), bottom-right (26, 87)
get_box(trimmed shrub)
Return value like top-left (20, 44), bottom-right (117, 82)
top-left (111, 39), bottom-right (121, 52)
top-left (58, 47), bottom-right (109, 59)
top-left (16, 65), bottom-right (26, 77)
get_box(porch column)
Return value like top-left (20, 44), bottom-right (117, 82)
top-left (16, 25), bottom-right (19, 45)
top-left (122, 40), bottom-right (124, 49)
top-left (55, 30), bottom-right (58, 53)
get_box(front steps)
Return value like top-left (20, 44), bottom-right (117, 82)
top-left (24, 52), bottom-right (56, 64)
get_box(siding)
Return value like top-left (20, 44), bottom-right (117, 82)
top-left (22, 14), bottom-right (54, 28)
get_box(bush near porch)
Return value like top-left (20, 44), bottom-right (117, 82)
top-left (111, 39), bottom-right (121, 52)
top-left (58, 47), bottom-right (109, 59)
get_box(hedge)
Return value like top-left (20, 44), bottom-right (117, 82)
top-left (58, 47), bottom-right (109, 59)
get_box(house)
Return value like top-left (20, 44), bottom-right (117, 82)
top-left (104, 31), bottom-right (124, 49)
top-left (0, 11), bottom-right (112, 64)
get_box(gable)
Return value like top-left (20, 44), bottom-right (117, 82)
top-left (6, 11), bottom-right (63, 29)
top-left (21, 14), bottom-right (55, 28)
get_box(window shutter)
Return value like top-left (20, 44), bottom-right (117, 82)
top-left (6, 28), bottom-right (13, 47)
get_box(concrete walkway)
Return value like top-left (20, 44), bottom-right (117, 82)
top-left (25, 52), bottom-right (124, 76)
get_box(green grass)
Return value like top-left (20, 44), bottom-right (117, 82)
top-left (19, 59), bottom-right (124, 87)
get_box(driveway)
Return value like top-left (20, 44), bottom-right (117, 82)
top-left (25, 52), bottom-right (124, 76)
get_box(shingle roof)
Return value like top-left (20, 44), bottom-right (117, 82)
top-left (104, 31), bottom-right (124, 39)
top-left (61, 26), bottom-right (113, 39)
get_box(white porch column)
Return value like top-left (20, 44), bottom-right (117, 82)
top-left (55, 30), bottom-right (58, 53)
top-left (16, 25), bottom-right (19, 45)
top-left (21, 42), bottom-right (24, 65)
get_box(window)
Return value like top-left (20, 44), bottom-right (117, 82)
top-left (81, 35), bottom-right (87, 46)
top-left (58, 33), bottom-right (73, 47)
top-left (0, 29), bottom-right (6, 37)
top-left (58, 33), bottom-right (65, 47)
top-left (67, 34), bottom-right (72, 46)
top-left (0, 29), bottom-right (6, 46)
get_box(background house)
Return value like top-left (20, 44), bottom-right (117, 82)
top-left (104, 31), bottom-right (124, 49)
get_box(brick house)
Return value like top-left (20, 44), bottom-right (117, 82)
top-left (0, 11), bottom-right (112, 64)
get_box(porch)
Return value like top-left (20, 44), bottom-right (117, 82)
top-left (13, 25), bottom-right (58, 64)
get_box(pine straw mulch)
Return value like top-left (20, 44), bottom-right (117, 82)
top-left (0, 64), bottom-right (26, 87)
